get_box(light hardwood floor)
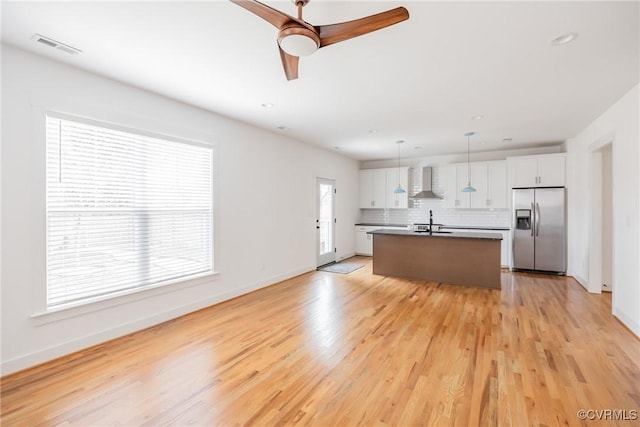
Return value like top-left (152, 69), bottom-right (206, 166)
top-left (2, 257), bottom-right (639, 426)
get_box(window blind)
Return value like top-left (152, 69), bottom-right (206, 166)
top-left (46, 115), bottom-right (213, 309)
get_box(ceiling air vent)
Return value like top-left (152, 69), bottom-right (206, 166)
top-left (31, 34), bottom-right (82, 55)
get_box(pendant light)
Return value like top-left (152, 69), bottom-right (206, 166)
top-left (461, 132), bottom-right (477, 193)
top-left (393, 140), bottom-right (406, 194)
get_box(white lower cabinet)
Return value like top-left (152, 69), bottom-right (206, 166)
top-left (355, 226), bottom-right (374, 255)
top-left (355, 225), bottom-right (407, 256)
top-left (499, 230), bottom-right (510, 267)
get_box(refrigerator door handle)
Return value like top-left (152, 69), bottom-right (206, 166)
top-left (531, 202), bottom-right (535, 236)
top-left (535, 202), bottom-right (540, 237)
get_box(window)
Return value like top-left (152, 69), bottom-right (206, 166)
top-left (46, 114), bottom-right (213, 309)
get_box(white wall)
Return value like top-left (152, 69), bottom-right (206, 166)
top-left (566, 84), bottom-right (639, 336)
top-left (0, 45), bottom-right (360, 374)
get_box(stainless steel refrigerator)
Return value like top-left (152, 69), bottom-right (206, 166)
top-left (512, 188), bottom-right (566, 273)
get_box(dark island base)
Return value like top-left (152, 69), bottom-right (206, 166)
top-left (372, 234), bottom-right (502, 289)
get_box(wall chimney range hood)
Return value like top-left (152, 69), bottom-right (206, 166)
top-left (411, 167), bottom-right (441, 199)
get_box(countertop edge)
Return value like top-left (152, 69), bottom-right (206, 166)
top-left (367, 229), bottom-right (503, 240)
top-left (355, 223), bottom-right (510, 231)
top-left (440, 225), bottom-right (510, 231)
top-left (355, 223), bottom-right (408, 228)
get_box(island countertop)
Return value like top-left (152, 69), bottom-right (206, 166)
top-left (355, 223), bottom-right (408, 228)
top-left (367, 229), bottom-right (503, 240)
top-left (440, 225), bottom-right (510, 231)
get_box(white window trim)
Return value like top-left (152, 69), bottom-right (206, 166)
top-left (31, 271), bottom-right (219, 326)
top-left (30, 94), bottom-right (221, 321)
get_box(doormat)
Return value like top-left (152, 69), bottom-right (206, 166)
top-left (317, 262), bottom-right (364, 274)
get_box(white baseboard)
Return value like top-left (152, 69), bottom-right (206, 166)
top-left (571, 274), bottom-right (589, 290)
top-left (1, 265), bottom-right (314, 376)
top-left (613, 308), bottom-right (640, 338)
top-left (337, 252), bottom-right (357, 261)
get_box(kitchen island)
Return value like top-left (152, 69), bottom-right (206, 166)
top-left (368, 229), bottom-right (503, 289)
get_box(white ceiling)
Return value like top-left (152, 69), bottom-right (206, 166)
top-left (2, 1), bottom-right (638, 161)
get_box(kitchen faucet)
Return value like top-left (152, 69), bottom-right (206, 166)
top-left (429, 210), bottom-right (433, 235)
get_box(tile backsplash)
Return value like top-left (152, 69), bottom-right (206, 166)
top-left (359, 166), bottom-right (511, 228)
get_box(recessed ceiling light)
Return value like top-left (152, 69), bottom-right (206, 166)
top-left (503, 138), bottom-right (513, 143)
top-left (261, 103), bottom-right (274, 108)
top-left (550, 32), bottom-right (578, 46)
top-left (471, 115), bottom-right (484, 120)
top-left (368, 129), bottom-right (378, 134)
top-left (276, 126), bottom-right (289, 131)
top-left (414, 146), bottom-right (423, 150)
top-left (333, 146), bottom-right (340, 150)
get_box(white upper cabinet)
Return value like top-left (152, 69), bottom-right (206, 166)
top-left (443, 166), bottom-right (458, 208)
top-left (487, 161), bottom-right (508, 208)
top-left (445, 161), bottom-right (507, 209)
top-left (444, 165), bottom-right (471, 208)
top-left (386, 166), bottom-right (409, 209)
top-left (456, 166), bottom-right (471, 208)
top-left (469, 163), bottom-right (488, 209)
top-left (372, 169), bottom-right (387, 207)
top-left (510, 154), bottom-right (566, 188)
top-left (536, 156), bottom-right (565, 187)
top-left (359, 169), bottom-right (387, 208)
top-left (359, 167), bottom-right (409, 209)
top-left (359, 170), bottom-right (374, 208)
top-left (511, 157), bottom-right (539, 187)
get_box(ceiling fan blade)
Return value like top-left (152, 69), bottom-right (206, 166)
top-left (279, 46), bottom-right (299, 80)
top-left (317, 7), bottom-right (409, 48)
top-left (230, 0), bottom-right (296, 29)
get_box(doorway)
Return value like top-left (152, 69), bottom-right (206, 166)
top-left (600, 144), bottom-right (613, 292)
top-left (588, 141), bottom-right (614, 293)
top-left (316, 178), bottom-right (336, 267)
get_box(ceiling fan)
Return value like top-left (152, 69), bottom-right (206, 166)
top-left (230, 0), bottom-right (410, 80)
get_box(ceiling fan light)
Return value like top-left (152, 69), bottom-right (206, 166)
top-left (278, 27), bottom-right (320, 56)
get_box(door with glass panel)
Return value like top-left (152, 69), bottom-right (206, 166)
top-left (316, 178), bottom-right (336, 267)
